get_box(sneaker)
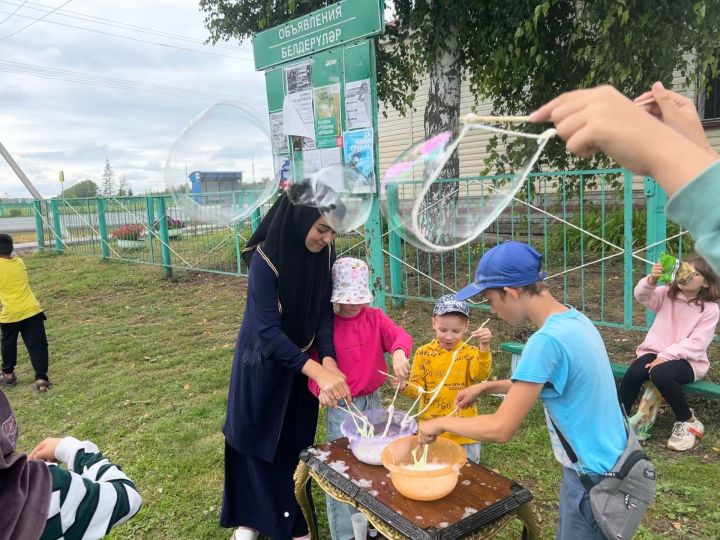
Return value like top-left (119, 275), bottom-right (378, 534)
top-left (34, 379), bottom-right (51, 393)
top-left (0, 372), bottom-right (17, 387)
top-left (667, 416), bottom-right (705, 451)
top-left (231, 528), bottom-right (258, 540)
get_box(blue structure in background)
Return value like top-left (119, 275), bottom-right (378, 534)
top-left (189, 171), bottom-right (243, 203)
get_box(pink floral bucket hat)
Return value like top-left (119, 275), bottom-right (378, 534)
top-left (331, 257), bottom-right (374, 304)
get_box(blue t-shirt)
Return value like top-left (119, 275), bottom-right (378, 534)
top-left (512, 308), bottom-right (626, 474)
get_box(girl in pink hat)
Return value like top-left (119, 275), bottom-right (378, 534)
top-left (309, 257), bottom-right (412, 540)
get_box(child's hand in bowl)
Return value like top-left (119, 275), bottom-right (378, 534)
top-left (418, 419), bottom-right (443, 444)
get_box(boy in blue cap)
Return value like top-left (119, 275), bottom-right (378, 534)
top-left (418, 241), bottom-right (627, 539)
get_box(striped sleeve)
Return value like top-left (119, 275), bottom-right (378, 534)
top-left (40, 437), bottom-right (142, 540)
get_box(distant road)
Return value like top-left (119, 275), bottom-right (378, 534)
top-left (0, 212), bottom-right (147, 233)
top-left (0, 216), bottom-right (35, 232)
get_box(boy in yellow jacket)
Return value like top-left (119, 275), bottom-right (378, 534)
top-left (0, 234), bottom-right (51, 392)
top-left (399, 294), bottom-right (492, 462)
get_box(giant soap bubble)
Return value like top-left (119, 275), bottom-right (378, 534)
top-left (164, 101), bottom-right (280, 225)
top-left (380, 120), bottom-right (555, 252)
top-left (287, 164), bottom-right (373, 233)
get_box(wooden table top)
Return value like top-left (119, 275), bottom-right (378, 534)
top-left (301, 438), bottom-right (533, 538)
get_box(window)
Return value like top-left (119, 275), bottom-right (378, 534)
top-left (700, 74), bottom-right (720, 122)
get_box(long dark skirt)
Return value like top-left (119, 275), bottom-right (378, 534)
top-left (221, 373), bottom-right (319, 539)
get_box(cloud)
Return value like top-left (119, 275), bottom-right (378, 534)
top-left (0, 0), bottom-right (266, 198)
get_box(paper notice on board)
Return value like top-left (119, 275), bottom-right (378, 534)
top-left (345, 79), bottom-right (372, 130)
top-left (285, 61), bottom-right (312, 93)
top-left (320, 147), bottom-right (342, 168)
top-left (282, 93), bottom-right (314, 139)
top-left (270, 112), bottom-right (289, 154)
top-left (302, 149), bottom-right (323, 177)
top-left (343, 128), bottom-right (375, 192)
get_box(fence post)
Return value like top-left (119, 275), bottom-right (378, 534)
top-left (145, 196), bottom-right (156, 264)
top-left (234, 222), bottom-right (243, 275)
top-left (366, 197), bottom-right (386, 310)
top-left (623, 170), bottom-right (634, 329)
top-left (96, 198), bottom-right (110, 260)
top-left (250, 207), bottom-right (262, 232)
top-left (644, 177), bottom-right (667, 327)
top-left (33, 200), bottom-right (45, 251)
top-left (155, 197), bottom-right (173, 278)
top-left (50, 198), bottom-right (63, 252)
top-left (388, 230), bottom-right (403, 307)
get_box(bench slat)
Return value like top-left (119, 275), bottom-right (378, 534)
top-left (500, 342), bottom-right (720, 398)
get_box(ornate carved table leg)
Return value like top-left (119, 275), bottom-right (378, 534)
top-left (293, 460), bottom-right (319, 540)
top-left (516, 500), bottom-right (542, 540)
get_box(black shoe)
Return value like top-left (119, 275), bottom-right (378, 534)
top-left (0, 373), bottom-right (17, 387)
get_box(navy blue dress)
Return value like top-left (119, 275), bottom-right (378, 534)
top-left (221, 252), bottom-right (335, 538)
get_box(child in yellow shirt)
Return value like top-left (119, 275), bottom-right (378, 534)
top-left (399, 294), bottom-right (492, 463)
top-left (0, 234), bottom-right (50, 392)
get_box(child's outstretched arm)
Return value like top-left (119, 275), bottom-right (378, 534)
top-left (420, 381), bottom-right (543, 444)
top-left (400, 350), bottom-right (426, 399)
top-left (530, 85), bottom-right (717, 197)
top-left (30, 436), bottom-right (142, 539)
top-left (377, 312), bottom-right (412, 380)
top-left (634, 264), bottom-right (664, 312)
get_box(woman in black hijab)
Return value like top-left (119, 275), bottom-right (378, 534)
top-left (222, 194), bottom-right (352, 540)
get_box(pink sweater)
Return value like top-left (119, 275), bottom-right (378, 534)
top-left (635, 277), bottom-right (720, 380)
top-left (309, 307), bottom-right (412, 397)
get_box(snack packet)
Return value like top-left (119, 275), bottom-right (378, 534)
top-left (658, 252), bottom-right (694, 285)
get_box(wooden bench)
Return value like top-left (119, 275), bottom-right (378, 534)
top-left (500, 342), bottom-right (720, 399)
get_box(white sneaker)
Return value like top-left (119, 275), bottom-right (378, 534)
top-left (231, 527), bottom-right (259, 540)
top-left (667, 416), bottom-right (705, 451)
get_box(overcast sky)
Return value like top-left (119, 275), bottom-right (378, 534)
top-left (0, 0), bottom-right (267, 198)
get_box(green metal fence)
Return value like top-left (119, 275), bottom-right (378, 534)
top-left (0, 168), bottom-right (694, 334)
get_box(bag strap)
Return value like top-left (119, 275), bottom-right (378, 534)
top-left (549, 415), bottom-right (651, 491)
top-left (548, 416), bottom-right (596, 491)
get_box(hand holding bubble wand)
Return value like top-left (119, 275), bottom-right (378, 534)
top-left (378, 99), bottom-right (658, 257)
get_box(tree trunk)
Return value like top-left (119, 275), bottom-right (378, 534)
top-left (422, 25), bottom-right (461, 247)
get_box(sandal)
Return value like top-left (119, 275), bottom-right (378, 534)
top-left (0, 373), bottom-right (17, 387)
top-left (34, 379), bottom-right (51, 393)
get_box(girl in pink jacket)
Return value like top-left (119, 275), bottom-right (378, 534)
top-left (620, 256), bottom-right (719, 451)
top-left (309, 257), bottom-right (412, 540)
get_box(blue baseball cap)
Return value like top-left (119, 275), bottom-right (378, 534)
top-left (455, 241), bottom-right (546, 301)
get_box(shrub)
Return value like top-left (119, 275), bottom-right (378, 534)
top-left (547, 207), bottom-right (694, 258)
top-left (113, 224), bottom-right (145, 241)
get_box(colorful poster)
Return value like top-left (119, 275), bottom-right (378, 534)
top-left (313, 84), bottom-right (342, 148)
top-left (342, 128), bottom-right (375, 192)
top-left (270, 112), bottom-right (288, 154)
top-left (274, 155), bottom-right (291, 189)
top-left (345, 79), bottom-right (372, 129)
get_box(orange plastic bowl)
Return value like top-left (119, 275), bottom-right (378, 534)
top-left (381, 435), bottom-right (467, 501)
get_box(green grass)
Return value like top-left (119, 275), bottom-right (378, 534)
top-left (6, 252), bottom-right (720, 539)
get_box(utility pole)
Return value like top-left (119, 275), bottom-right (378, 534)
top-left (0, 140), bottom-right (44, 200)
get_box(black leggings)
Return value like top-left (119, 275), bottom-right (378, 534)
top-left (0, 312), bottom-right (49, 381)
top-left (620, 353), bottom-right (694, 422)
